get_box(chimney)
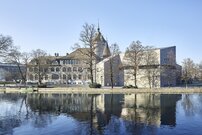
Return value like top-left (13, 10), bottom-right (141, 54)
top-left (55, 53), bottom-right (59, 57)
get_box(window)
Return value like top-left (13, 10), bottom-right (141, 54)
top-left (73, 74), bottom-right (77, 80)
top-left (68, 74), bottom-right (71, 80)
top-left (44, 68), bottom-right (48, 72)
top-left (78, 75), bottom-right (82, 80)
top-left (34, 68), bottom-right (38, 72)
top-left (29, 68), bottom-right (33, 72)
top-left (35, 74), bottom-right (38, 80)
top-left (67, 60), bottom-right (70, 64)
top-left (63, 60), bottom-right (65, 65)
top-left (62, 67), bottom-right (66, 72)
top-left (45, 75), bottom-right (48, 80)
top-left (52, 60), bottom-right (58, 65)
top-left (63, 74), bottom-right (67, 80)
top-left (67, 67), bottom-right (71, 72)
top-left (29, 74), bottom-right (33, 80)
top-left (78, 67), bottom-right (82, 72)
top-left (73, 67), bottom-right (77, 72)
top-left (56, 67), bottom-right (60, 72)
top-left (52, 74), bottom-right (59, 80)
top-left (51, 67), bottom-right (55, 72)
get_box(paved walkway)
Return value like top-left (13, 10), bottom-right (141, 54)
top-left (1, 87), bottom-right (202, 94)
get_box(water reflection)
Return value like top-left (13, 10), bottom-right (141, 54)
top-left (1, 93), bottom-right (202, 135)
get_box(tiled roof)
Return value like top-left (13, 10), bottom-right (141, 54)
top-left (58, 48), bottom-right (100, 60)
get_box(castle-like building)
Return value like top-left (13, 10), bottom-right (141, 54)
top-left (27, 27), bottom-right (181, 88)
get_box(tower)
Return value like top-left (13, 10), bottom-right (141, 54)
top-left (103, 42), bottom-right (111, 59)
top-left (93, 25), bottom-right (109, 59)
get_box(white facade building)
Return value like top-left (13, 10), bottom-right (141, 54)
top-left (96, 46), bottom-right (181, 88)
top-left (27, 27), bottom-right (181, 88)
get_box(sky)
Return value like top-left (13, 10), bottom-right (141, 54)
top-left (0, 0), bottom-right (202, 64)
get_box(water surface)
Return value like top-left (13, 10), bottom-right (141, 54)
top-left (0, 93), bottom-right (202, 135)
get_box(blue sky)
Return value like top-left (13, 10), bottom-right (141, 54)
top-left (0, 0), bottom-right (201, 63)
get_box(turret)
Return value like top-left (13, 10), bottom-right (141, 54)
top-left (93, 26), bottom-right (107, 58)
top-left (103, 43), bottom-right (111, 59)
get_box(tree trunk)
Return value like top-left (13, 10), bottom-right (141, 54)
top-left (110, 58), bottom-right (114, 89)
top-left (134, 69), bottom-right (137, 87)
top-left (90, 64), bottom-right (94, 84)
top-left (17, 63), bottom-right (26, 83)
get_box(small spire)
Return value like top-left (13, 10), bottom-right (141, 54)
top-left (98, 20), bottom-right (100, 32)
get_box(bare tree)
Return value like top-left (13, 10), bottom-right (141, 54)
top-left (73, 23), bottom-right (97, 84)
top-left (22, 52), bottom-right (32, 82)
top-left (30, 49), bottom-right (48, 85)
top-left (4, 70), bottom-right (20, 82)
top-left (124, 41), bottom-right (145, 87)
top-left (108, 43), bottom-right (121, 88)
top-left (199, 61), bottom-right (202, 81)
top-left (182, 58), bottom-right (195, 88)
top-left (0, 34), bottom-right (13, 58)
top-left (143, 46), bottom-right (160, 88)
top-left (5, 46), bottom-right (27, 83)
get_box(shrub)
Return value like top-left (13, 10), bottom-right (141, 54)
top-left (0, 81), bottom-right (16, 85)
top-left (122, 85), bottom-right (138, 89)
top-left (38, 83), bottom-right (47, 88)
top-left (89, 83), bottom-right (101, 88)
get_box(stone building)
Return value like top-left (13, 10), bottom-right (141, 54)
top-left (27, 26), bottom-right (181, 87)
top-left (27, 27), bottom-right (111, 85)
top-left (96, 46), bottom-right (181, 88)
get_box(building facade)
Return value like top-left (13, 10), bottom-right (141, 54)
top-left (27, 27), bottom-right (181, 88)
top-left (0, 63), bottom-right (25, 81)
top-left (27, 27), bottom-right (111, 85)
top-left (96, 46), bottom-right (181, 88)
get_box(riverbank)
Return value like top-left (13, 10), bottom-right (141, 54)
top-left (0, 87), bottom-right (202, 94)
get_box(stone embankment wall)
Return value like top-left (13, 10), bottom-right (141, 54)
top-left (1, 87), bottom-right (202, 94)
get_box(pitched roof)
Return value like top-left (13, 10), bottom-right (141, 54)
top-left (92, 28), bottom-right (106, 43)
top-left (103, 43), bottom-right (111, 58)
top-left (29, 56), bottom-right (58, 65)
top-left (59, 48), bottom-right (100, 60)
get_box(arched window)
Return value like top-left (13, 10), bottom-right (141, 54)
top-left (44, 68), bottom-right (48, 72)
top-left (68, 74), bottom-right (71, 80)
top-left (29, 68), bottom-right (33, 72)
top-left (78, 67), bottom-right (82, 72)
top-left (51, 67), bottom-right (55, 72)
top-left (35, 74), bottom-right (39, 80)
top-left (34, 68), bottom-right (38, 72)
top-left (73, 67), bottom-right (77, 72)
top-left (73, 74), bottom-right (77, 80)
top-left (78, 74), bottom-right (82, 80)
top-left (29, 74), bottom-right (33, 80)
top-left (56, 67), bottom-right (60, 72)
top-left (62, 67), bottom-right (66, 72)
top-left (63, 74), bottom-right (67, 80)
top-left (67, 67), bottom-right (71, 72)
top-left (45, 75), bottom-right (48, 80)
top-left (52, 74), bottom-right (59, 80)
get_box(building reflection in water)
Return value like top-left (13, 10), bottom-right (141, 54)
top-left (0, 93), bottom-right (183, 134)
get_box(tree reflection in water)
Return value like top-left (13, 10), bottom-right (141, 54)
top-left (181, 94), bottom-right (202, 117)
top-left (2, 93), bottom-right (202, 135)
